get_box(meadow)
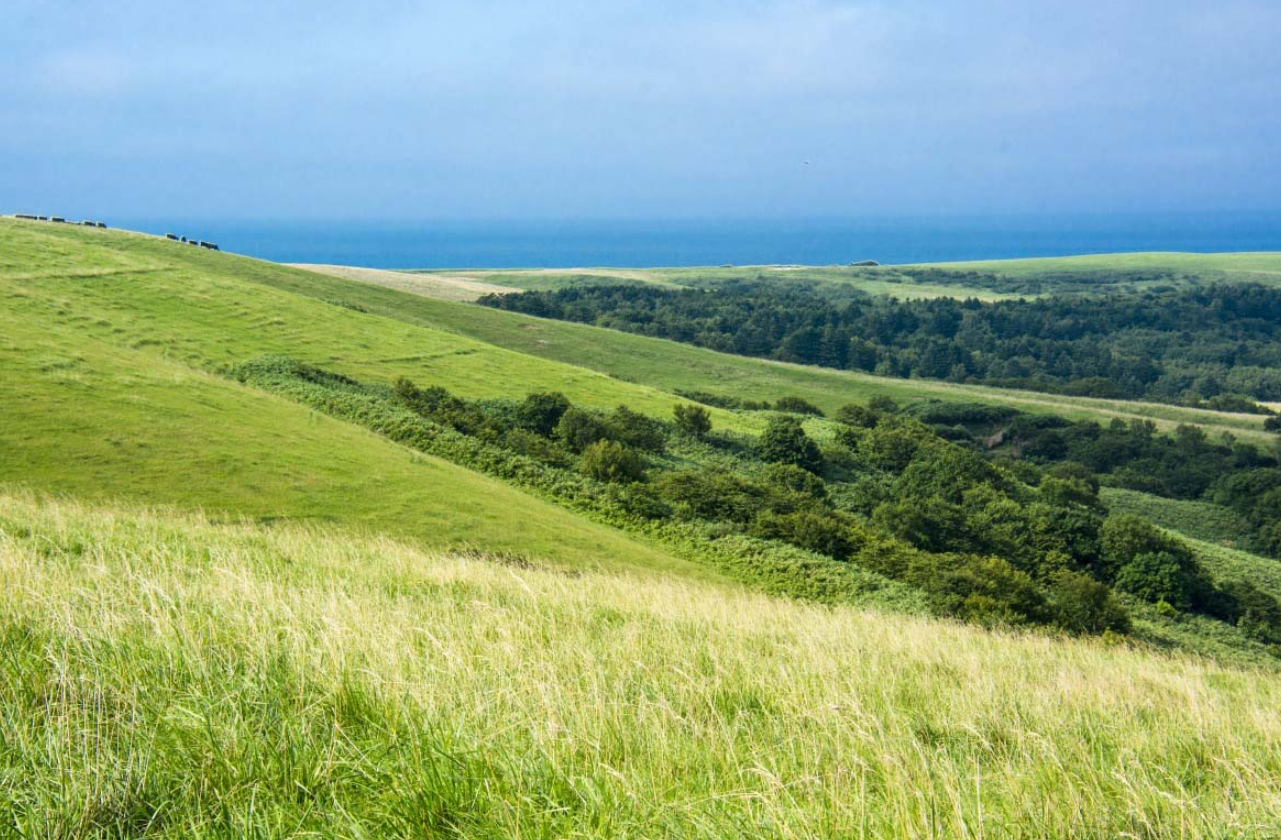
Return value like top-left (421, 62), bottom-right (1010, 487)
top-left (5, 491), bottom-right (1281, 838)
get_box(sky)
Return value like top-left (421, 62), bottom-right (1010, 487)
top-left (3, 0), bottom-right (1280, 220)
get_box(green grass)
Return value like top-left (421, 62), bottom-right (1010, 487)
top-left (5, 490), bottom-right (1281, 838)
top-left (919, 251), bottom-right (1281, 285)
top-left (0, 220), bottom-right (722, 578)
top-left (1102, 488), bottom-right (1258, 550)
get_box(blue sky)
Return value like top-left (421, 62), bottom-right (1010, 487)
top-left (3, 0), bottom-right (1279, 220)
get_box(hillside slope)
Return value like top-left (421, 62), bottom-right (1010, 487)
top-left (0, 219), bottom-right (716, 577)
top-left (277, 260), bottom-right (1275, 441)
top-left (4, 491), bottom-right (1281, 838)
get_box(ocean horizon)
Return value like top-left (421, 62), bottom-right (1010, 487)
top-left (114, 211), bottom-right (1281, 269)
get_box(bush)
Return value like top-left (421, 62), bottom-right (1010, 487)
top-left (579, 440), bottom-right (647, 484)
top-left (751, 511), bottom-right (856, 560)
top-left (1046, 570), bottom-right (1131, 634)
top-left (503, 428), bottom-right (571, 467)
top-left (835, 403), bottom-right (879, 428)
top-left (1114, 551), bottom-right (1196, 610)
top-left (517, 392), bottom-right (572, 436)
top-left (555, 407), bottom-right (613, 453)
top-left (872, 496), bottom-right (971, 554)
top-left (773, 396), bottom-right (824, 416)
top-left (757, 416), bottom-right (823, 473)
top-left (673, 403), bottom-right (712, 437)
top-left (1098, 514), bottom-right (1181, 583)
top-left (1265, 416), bottom-right (1281, 432)
top-left (609, 405), bottom-right (666, 452)
top-left (868, 395), bottom-right (899, 414)
top-left (763, 463), bottom-right (828, 501)
top-left (654, 470), bottom-right (769, 523)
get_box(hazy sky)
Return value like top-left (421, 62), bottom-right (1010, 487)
top-left (4, 0), bottom-right (1279, 220)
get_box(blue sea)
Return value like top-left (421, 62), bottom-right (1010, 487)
top-left (118, 212), bottom-right (1281, 269)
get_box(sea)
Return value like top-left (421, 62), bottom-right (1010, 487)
top-left (116, 212), bottom-right (1281, 269)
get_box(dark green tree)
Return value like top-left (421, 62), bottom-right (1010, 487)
top-left (757, 416), bottom-right (823, 473)
top-left (673, 403), bottom-right (712, 437)
top-left (517, 392), bottom-right (571, 436)
top-left (579, 440), bottom-right (647, 483)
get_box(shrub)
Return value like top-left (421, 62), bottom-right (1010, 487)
top-left (857, 418), bottom-right (926, 473)
top-left (751, 511), bottom-right (855, 560)
top-left (555, 407), bottom-right (613, 453)
top-left (1045, 461), bottom-right (1099, 493)
top-left (579, 440), bottom-right (647, 484)
top-left (654, 470), bottom-right (769, 523)
top-left (773, 396), bottom-right (824, 416)
top-left (673, 403), bottom-right (712, 437)
top-left (1098, 514), bottom-right (1181, 583)
top-left (868, 395), bottom-right (899, 414)
top-left (517, 392), bottom-right (571, 436)
top-left (1046, 570), bottom-right (1131, 634)
top-left (504, 428), bottom-right (571, 467)
top-left (1265, 416), bottom-right (1281, 432)
top-left (835, 403), bottom-right (879, 429)
top-left (1114, 551), bottom-right (1196, 610)
top-left (757, 416), bottom-right (823, 473)
top-left (609, 405), bottom-right (666, 452)
top-left (872, 496), bottom-right (971, 554)
top-left (763, 463), bottom-right (828, 501)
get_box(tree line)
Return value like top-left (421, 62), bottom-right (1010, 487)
top-left (479, 281), bottom-right (1281, 407)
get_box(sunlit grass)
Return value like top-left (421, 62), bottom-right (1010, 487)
top-left (4, 491), bottom-right (1281, 838)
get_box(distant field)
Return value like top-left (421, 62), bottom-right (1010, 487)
top-left (410, 264), bottom-right (1022, 300)
top-left (919, 251), bottom-right (1281, 284)
top-left (406, 250), bottom-right (1281, 300)
top-left (5, 491), bottom-right (1281, 838)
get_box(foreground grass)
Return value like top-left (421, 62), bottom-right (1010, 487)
top-left (3, 492), bottom-right (1281, 838)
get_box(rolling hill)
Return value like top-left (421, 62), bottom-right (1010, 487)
top-left (7, 217), bottom-right (1281, 836)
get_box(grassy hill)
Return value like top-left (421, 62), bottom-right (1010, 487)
top-left (0, 219), bottom-right (726, 577)
top-left (5, 491), bottom-right (1281, 838)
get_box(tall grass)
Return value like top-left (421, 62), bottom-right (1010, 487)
top-left (3, 492), bottom-right (1281, 838)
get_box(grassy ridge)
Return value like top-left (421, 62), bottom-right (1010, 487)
top-left (5, 491), bottom-right (1281, 837)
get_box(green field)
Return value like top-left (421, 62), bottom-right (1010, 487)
top-left (5, 491), bottom-right (1281, 838)
top-left (400, 250), bottom-right (1281, 302)
top-left (921, 250), bottom-right (1281, 283)
top-left (408, 263), bottom-right (1023, 300)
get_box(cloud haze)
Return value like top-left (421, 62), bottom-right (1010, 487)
top-left (3, 0), bottom-right (1279, 219)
